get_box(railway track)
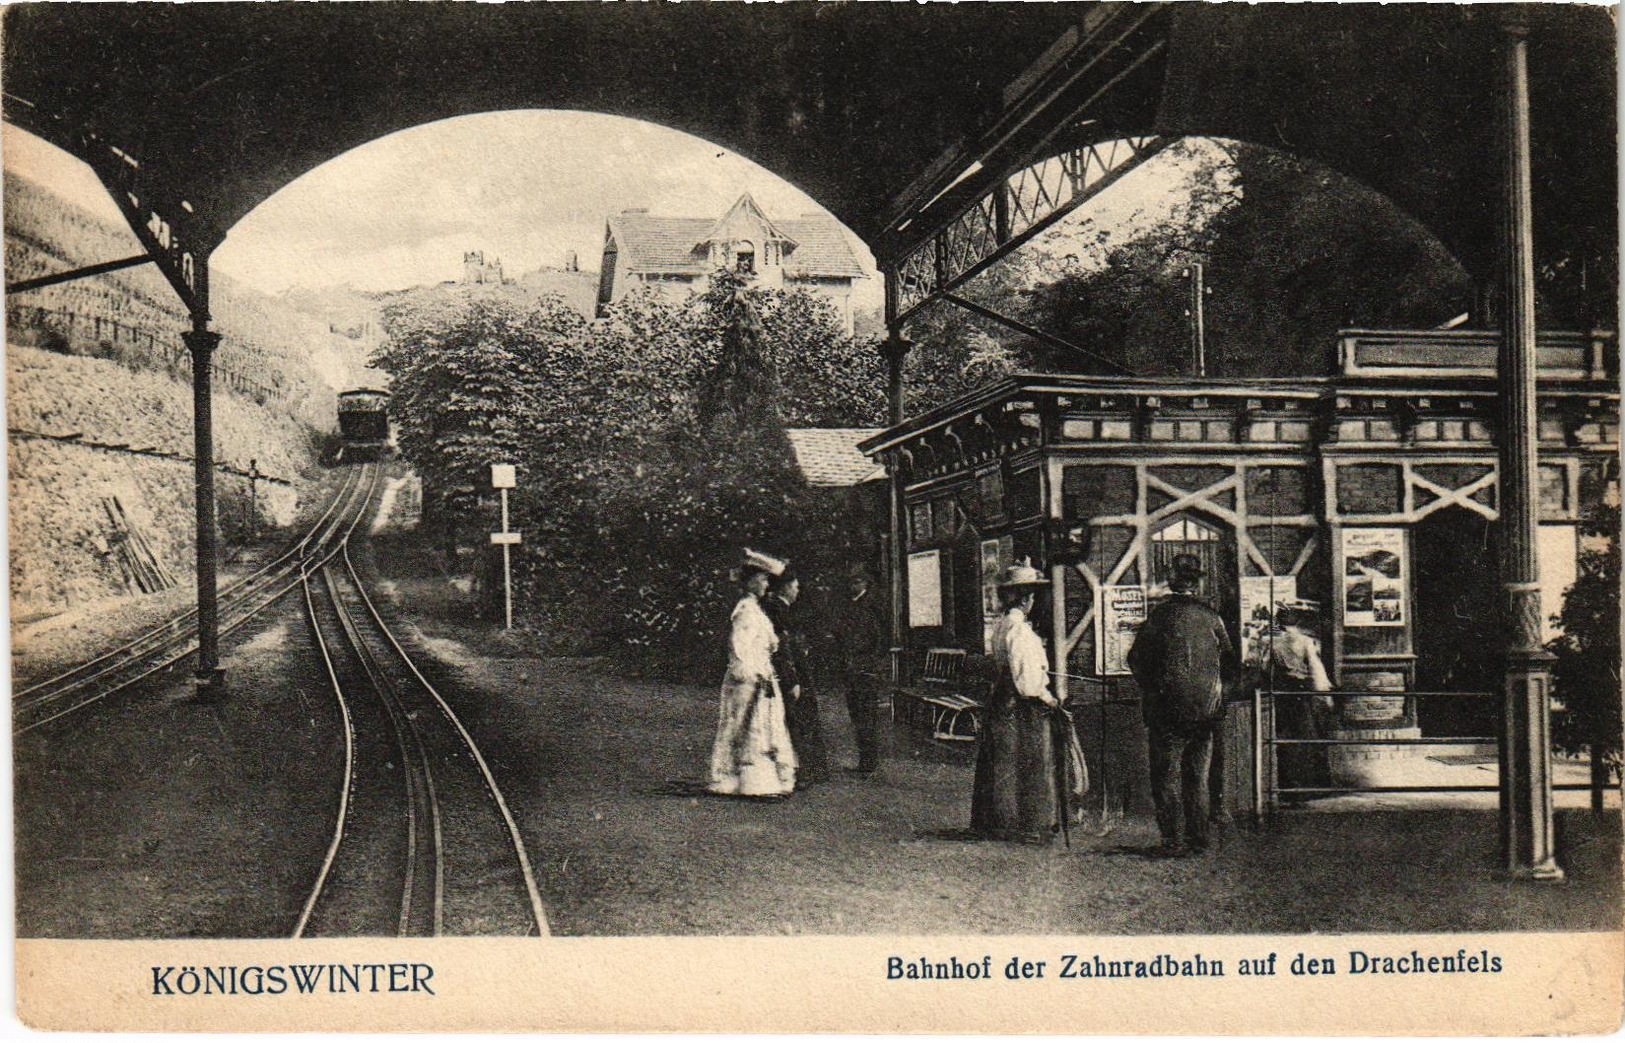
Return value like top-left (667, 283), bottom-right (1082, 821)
top-left (294, 532), bottom-right (548, 937)
top-left (14, 464), bottom-right (381, 735)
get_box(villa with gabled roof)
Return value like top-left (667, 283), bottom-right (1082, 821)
top-left (596, 193), bottom-right (867, 334)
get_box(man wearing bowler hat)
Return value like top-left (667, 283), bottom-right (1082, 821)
top-left (828, 564), bottom-right (885, 775)
top-left (1128, 553), bottom-right (1238, 855)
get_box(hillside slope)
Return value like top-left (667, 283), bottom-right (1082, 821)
top-left (7, 345), bottom-right (320, 618)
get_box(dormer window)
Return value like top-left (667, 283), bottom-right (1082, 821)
top-left (735, 240), bottom-right (756, 275)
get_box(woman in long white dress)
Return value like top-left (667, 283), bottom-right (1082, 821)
top-left (707, 555), bottom-right (797, 798)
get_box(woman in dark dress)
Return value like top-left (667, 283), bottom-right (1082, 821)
top-left (762, 569), bottom-right (830, 787)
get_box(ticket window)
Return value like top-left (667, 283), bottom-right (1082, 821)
top-left (1150, 514), bottom-right (1240, 630)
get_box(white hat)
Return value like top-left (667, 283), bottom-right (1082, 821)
top-left (996, 562), bottom-right (1050, 589)
top-left (741, 547), bottom-right (788, 578)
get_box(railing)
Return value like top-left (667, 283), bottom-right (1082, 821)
top-left (1254, 688), bottom-right (1598, 817)
top-left (6, 302), bottom-right (290, 404)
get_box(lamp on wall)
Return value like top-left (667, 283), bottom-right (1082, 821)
top-left (1046, 518), bottom-right (1091, 563)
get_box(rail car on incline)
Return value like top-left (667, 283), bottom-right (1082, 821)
top-left (336, 388), bottom-right (391, 461)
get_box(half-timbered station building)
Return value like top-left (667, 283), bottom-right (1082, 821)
top-left (861, 329), bottom-right (1618, 811)
top-left (596, 193), bottom-right (869, 334)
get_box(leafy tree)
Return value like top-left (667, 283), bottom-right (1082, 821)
top-left (372, 271), bottom-right (872, 670)
top-left (759, 288), bottom-right (887, 427)
top-left (695, 270), bottom-right (779, 428)
top-left (602, 270), bottom-right (812, 675)
top-left (373, 285), bottom-right (593, 557)
top-left (1549, 502), bottom-right (1622, 781)
top-left (900, 137), bottom-right (1480, 390)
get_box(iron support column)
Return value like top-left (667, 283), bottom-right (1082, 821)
top-left (883, 270), bottom-right (911, 651)
top-left (184, 319), bottom-right (226, 699)
top-left (1496, 12), bottom-right (1560, 881)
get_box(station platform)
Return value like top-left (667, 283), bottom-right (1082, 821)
top-left (12, 530), bottom-right (1621, 938)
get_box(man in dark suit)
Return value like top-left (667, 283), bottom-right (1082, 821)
top-left (1128, 554), bottom-right (1238, 855)
top-left (828, 567), bottom-right (885, 775)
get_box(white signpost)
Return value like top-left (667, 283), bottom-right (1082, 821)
top-left (490, 463), bottom-right (520, 630)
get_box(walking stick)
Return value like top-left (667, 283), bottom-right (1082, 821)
top-left (1052, 705), bottom-right (1072, 850)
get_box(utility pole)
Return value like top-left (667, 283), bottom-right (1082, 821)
top-left (248, 458), bottom-right (259, 544)
top-left (1183, 262), bottom-right (1208, 377)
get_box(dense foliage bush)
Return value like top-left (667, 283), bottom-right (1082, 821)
top-left (1549, 503), bottom-right (1622, 778)
top-left (375, 273), bottom-right (878, 675)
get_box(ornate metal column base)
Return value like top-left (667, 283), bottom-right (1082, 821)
top-left (1499, 583), bottom-right (1561, 881)
top-left (184, 323), bottom-right (226, 701)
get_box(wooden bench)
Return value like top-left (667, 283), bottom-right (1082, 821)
top-left (891, 648), bottom-right (983, 742)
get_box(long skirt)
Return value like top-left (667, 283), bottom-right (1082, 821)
top-left (1273, 677), bottom-right (1330, 794)
top-left (971, 688), bottom-right (1062, 844)
top-left (708, 674), bottom-right (797, 797)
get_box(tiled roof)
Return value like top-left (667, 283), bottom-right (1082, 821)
top-left (785, 428), bottom-right (886, 487)
top-left (777, 219), bottom-right (868, 279)
top-left (606, 214), bottom-right (714, 274)
top-left (607, 199), bottom-right (867, 280)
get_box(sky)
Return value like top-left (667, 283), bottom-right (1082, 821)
top-left (3, 112), bottom-right (1219, 313)
top-left (3, 112), bottom-right (885, 303)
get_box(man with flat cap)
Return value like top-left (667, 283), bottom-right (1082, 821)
top-left (1128, 553), bottom-right (1238, 855)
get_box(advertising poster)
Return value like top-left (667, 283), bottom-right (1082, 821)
top-left (1099, 584), bottom-right (1148, 676)
top-left (907, 549), bottom-right (942, 628)
top-left (1342, 527), bottom-right (1406, 627)
top-left (979, 537), bottom-right (1012, 653)
top-left (1240, 575), bottom-right (1297, 666)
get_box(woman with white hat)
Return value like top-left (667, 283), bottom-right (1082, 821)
top-left (970, 561), bottom-right (1074, 844)
top-left (707, 548), bottom-right (798, 798)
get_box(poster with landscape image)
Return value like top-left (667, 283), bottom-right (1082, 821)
top-left (1341, 528), bottom-right (1406, 627)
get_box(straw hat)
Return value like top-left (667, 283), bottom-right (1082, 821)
top-left (996, 562), bottom-right (1050, 590)
top-left (741, 547), bottom-right (788, 579)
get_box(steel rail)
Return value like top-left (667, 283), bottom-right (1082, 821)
top-left (297, 483), bottom-right (540, 937)
top-left (14, 469), bottom-right (374, 733)
top-left (290, 568), bottom-right (358, 940)
top-left (15, 464), bottom-right (365, 705)
top-left (316, 557), bottom-right (440, 937)
top-left (292, 464), bottom-right (401, 938)
top-left (338, 538), bottom-right (550, 937)
top-left (15, 465), bottom-right (380, 734)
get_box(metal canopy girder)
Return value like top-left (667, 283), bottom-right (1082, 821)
top-left (876, 2), bottom-right (1174, 266)
top-left (6, 253), bottom-right (153, 295)
top-left (939, 291), bottom-right (1136, 376)
top-left (5, 92), bottom-right (219, 317)
top-left (893, 135), bottom-right (1172, 324)
top-left (876, 4), bottom-right (1614, 287)
top-left (1, 4), bottom-right (1613, 287)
